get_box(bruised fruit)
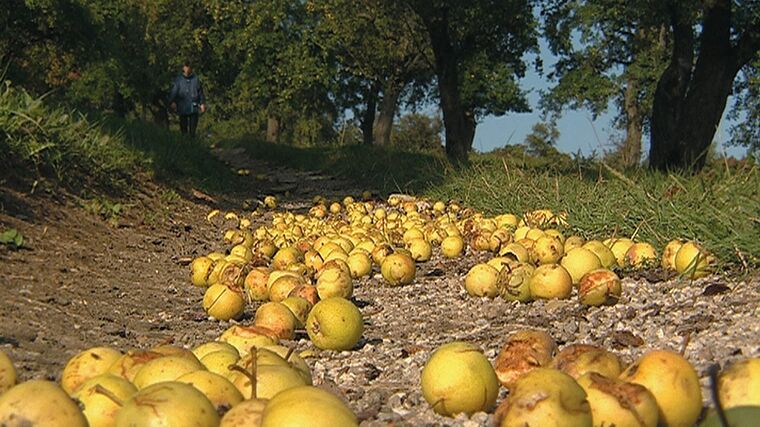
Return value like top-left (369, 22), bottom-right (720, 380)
top-left (346, 251), bottom-right (372, 278)
top-left (493, 368), bottom-right (592, 427)
top-left (407, 238), bottom-right (432, 262)
top-left (254, 302), bottom-right (298, 340)
top-left (625, 242), bottom-right (658, 268)
top-left (191, 256), bottom-right (214, 287)
top-left (529, 263), bottom-right (573, 300)
top-left (718, 358), bottom-right (760, 408)
top-left (494, 329), bottom-right (557, 388)
top-left (107, 350), bottom-right (163, 382)
top-left (533, 236), bottom-right (564, 265)
top-left (218, 325), bottom-right (279, 357)
top-left (261, 385), bottom-right (358, 427)
top-left (578, 269), bottom-right (622, 306)
top-left (280, 296), bottom-right (312, 327)
top-left (114, 381), bottom-right (219, 427)
top-left (316, 267), bottom-right (353, 299)
top-left (620, 350), bottom-right (702, 427)
top-left (497, 262), bottom-right (534, 303)
top-left (244, 267), bottom-right (271, 301)
top-left (0, 380), bottom-right (88, 427)
top-left (203, 284), bottom-right (245, 321)
top-left (306, 297), bottom-right (363, 351)
top-left (61, 346), bottom-right (122, 394)
top-left (268, 274), bottom-right (304, 303)
top-left (551, 344), bottom-right (622, 379)
top-left (72, 374), bottom-right (137, 427)
top-left (582, 240), bottom-right (617, 269)
top-left (464, 263), bottom-right (500, 298)
top-left (561, 247), bottom-right (602, 284)
top-left (661, 239), bottom-right (684, 270)
top-left (421, 341), bottom-right (499, 416)
top-left (380, 252), bottom-right (416, 286)
top-left (577, 372), bottom-right (658, 427)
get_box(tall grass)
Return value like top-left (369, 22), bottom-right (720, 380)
top-left (230, 139), bottom-right (759, 268)
top-left (0, 83), bottom-right (239, 195)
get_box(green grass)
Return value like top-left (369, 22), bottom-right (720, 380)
top-left (0, 83), bottom-right (240, 195)
top-left (227, 138), bottom-right (759, 269)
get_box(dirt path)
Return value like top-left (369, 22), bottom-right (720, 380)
top-left (1, 150), bottom-right (758, 426)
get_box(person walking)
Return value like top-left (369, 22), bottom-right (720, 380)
top-left (168, 61), bottom-right (206, 137)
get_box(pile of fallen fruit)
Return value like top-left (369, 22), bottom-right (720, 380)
top-left (0, 194), bottom-right (757, 427)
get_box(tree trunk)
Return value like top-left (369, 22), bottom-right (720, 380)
top-left (649, 0), bottom-right (757, 171)
top-left (361, 83), bottom-right (378, 145)
top-left (620, 76), bottom-right (643, 168)
top-left (374, 82), bottom-right (401, 146)
top-left (266, 115), bottom-right (280, 143)
top-left (424, 10), bottom-right (472, 163)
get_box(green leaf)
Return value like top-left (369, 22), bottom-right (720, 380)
top-left (0, 229), bottom-right (19, 244)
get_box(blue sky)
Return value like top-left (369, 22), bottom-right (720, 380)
top-left (472, 44), bottom-right (748, 159)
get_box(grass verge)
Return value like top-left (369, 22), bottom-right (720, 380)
top-left (229, 138), bottom-right (759, 269)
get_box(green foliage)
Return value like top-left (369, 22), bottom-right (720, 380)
top-left (392, 113), bottom-right (443, 152)
top-left (0, 229), bottom-right (24, 250)
top-left (523, 122), bottom-right (560, 157)
top-left (82, 197), bottom-right (123, 226)
top-left (0, 82), bottom-right (137, 193)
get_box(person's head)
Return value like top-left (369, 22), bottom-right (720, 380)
top-left (182, 61), bottom-right (192, 76)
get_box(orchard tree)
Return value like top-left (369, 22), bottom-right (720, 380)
top-left (541, 0), bottom-right (669, 167)
top-left (398, 0), bottom-right (537, 163)
top-left (309, 0), bottom-right (431, 146)
top-left (648, 0), bottom-right (760, 171)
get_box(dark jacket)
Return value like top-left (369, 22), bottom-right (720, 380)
top-left (168, 73), bottom-right (205, 116)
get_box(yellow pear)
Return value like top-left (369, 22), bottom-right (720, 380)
top-left (114, 381), bottom-right (219, 427)
top-left (718, 358), bottom-right (760, 408)
top-left (464, 263), bottom-right (500, 298)
top-left (132, 355), bottom-right (205, 389)
top-left (529, 263), bottom-right (573, 300)
top-left (61, 346), bottom-right (122, 394)
top-left (380, 252), bottom-right (416, 286)
top-left (72, 374), bottom-right (137, 427)
top-left (306, 297), bottom-right (363, 351)
top-left (561, 247), bottom-right (602, 284)
top-left (220, 398), bottom-right (267, 427)
top-left (177, 370), bottom-right (244, 411)
top-left (260, 385), bottom-right (357, 427)
top-left (0, 350), bottom-right (16, 394)
top-left (0, 380), bottom-right (88, 427)
top-left (577, 372), bottom-right (658, 427)
top-left (494, 329), bottom-right (557, 388)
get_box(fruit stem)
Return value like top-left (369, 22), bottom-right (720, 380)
top-left (679, 333), bottom-right (691, 356)
top-left (708, 364), bottom-right (729, 427)
top-left (284, 346), bottom-right (295, 362)
top-left (93, 384), bottom-right (124, 407)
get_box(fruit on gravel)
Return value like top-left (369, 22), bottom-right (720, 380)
top-left (132, 355), bottom-right (205, 389)
top-left (583, 240), bottom-right (617, 269)
top-left (578, 269), bottom-right (622, 306)
top-left (306, 297), bottom-right (363, 351)
top-left (625, 242), bottom-right (658, 268)
top-left (675, 241), bottom-right (715, 279)
top-left (551, 344), bottom-right (622, 379)
top-left (494, 330), bottom-right (557, 388)
top-left (178, 370), bottom-right (244, 411)
top-left (72, 374), bottom-right (137, 427)
top-left (499, 242), bottom-right (530, 263)
top-left (421, 341), bottom-right (499, 416)
top-left (261, 385), bottom-right (358, 427)
top-left (464, 263), bottom-right (500, 298)
top-left (577, 372), bottom-right (658, 427)
top-left (254, 302), bottom-right (299, 340)
top-left (497, 262), bottom-right (535, 302)
top-left (407, 238), bottom-right (432, 262)
top-left (440, 235), bottom-right (465, 258)
top-left (533, 235), bottom-right (564, 264)
top-left (718, 358), bottom-right (760, 408)
top-left (0, 380), bottom-right (88, 427)
top-left (607, 238), bottom-right (635, 266)
top-left (62, 346), bottom-right (123, 394)
top-left (0, 350), bottom-right (17, 394)
top-left (561, 247), bottom-right (602, 284)
top-left (268, 274), bottom-right (304, 303)
top-left (699, 406), bottom-right (760, 427)
top-left (380, 252), bottom-right (416, 286)
top-left (346, 251), bottom-right (372, 278)
top-left (191, 256), bottom-right (215, 287)
top-left (114, 381), bottom-right (219, 427)
top-left (661, 239), bottom-right (684, 270)
top-left (244, 267), bottom-right (271, 301)
top-left (316, 267), bottom-right (353, 299)
top-left (493, 368), bottom-right (592, 427)
top-left (219, 325), bottom-right (279, 357)
top-left (107, 350), bottom-right (163, 382)
top-left (289, 284), bottom-right (319, 305)
top-left (203, 284), bottom-right (246, 321)
top-left (280, 296), bottom-right (312, 327)
top-left (620, 350), bottom-right (702, 427)
top-left (220, 398), bottom-right (267, 427)
top-left (192, 341), bottom-right (239, 360)
top-left (529, 263), bottom-right (573, 300)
